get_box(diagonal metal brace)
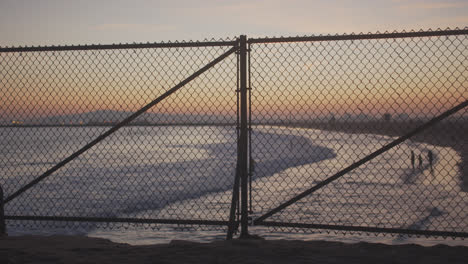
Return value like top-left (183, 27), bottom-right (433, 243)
top-left (226, 161), bottom-right (241, 239)
top-left (4, 46), bottom-right (238, 204)
top-left (254, 100), bottom-right (468, 224)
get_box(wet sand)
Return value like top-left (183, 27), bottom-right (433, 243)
top-left (1, 235), bottom-right (467, 264)
top-left (286, 120), bottom-right (468, 191)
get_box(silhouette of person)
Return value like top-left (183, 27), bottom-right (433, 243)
top-left (428, 150), bottom-right (433, 172)
top-left (410, 150), bottom-right (415, 170)
top-left (418, 154), bottom-right (423, 170)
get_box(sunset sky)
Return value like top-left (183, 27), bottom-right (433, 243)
top-left (0, 0), bottom-right (467, 46)
top-left (0, 0), bottom-right (467, 122)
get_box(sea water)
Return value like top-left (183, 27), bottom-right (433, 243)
top-left (1, 126), bottom-right (466, 246)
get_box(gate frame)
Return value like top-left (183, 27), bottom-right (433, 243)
top-left (2, 29), bottom-right (468, 239)
top-left (1, 39), bottom-right (241, 232)
top-left (247, 29), bottom-right (468, 238)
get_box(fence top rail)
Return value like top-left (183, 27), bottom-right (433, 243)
top-left (248, 28), bottom-right (468, 44)
top-left (3, 28), bottom-right (466, 52)
top-left (0, 39), bottom-right (238, 53)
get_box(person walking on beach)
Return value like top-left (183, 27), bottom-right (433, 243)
top-left (418, 154), bottom-right (423, 170)
top-left (428, 150), bottom-right (433, 172)
top-left (410, 150), bottom-right (415, 170)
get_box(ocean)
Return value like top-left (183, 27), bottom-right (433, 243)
top-left (1, 126), bottom-right (466, 246)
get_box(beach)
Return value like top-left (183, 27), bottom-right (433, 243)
top-left (2, 123), bottom-right (466, 245)
top-left (295, 120), bottom-right (468, 191)
top-left (1, 124), bottom-right (466, 263)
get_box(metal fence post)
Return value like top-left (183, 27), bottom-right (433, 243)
top-left (0, 184), bottom-right (5, 235)
top-left (238, 35), bottom-right (250, 238)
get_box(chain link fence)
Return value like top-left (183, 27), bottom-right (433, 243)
top-left (1, 29), bottom-right (467, 239)
top-left (249, 30), bottom-right (468, 237)
top-left (0, 40), bottom-right (239, 231)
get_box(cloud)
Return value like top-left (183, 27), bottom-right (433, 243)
top-left (94, 23), bottom-right (176, 32)
top-left (414, 15), bottom-right (468, 28)
top-left (397, 1), bottom-right (468, 10)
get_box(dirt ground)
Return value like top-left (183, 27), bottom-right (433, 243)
top-left (1, 235), bottom-right (467, 264)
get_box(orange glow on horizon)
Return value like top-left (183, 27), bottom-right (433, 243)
top-left (1, 37), bottom-right (466, 123)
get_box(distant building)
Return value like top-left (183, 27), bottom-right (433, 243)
top-left (396, 113), bottom-right (410, 121)
top-left (383, 113), bottom-right (391, 122)
top-left (11, 120), bottom-right (24, 125)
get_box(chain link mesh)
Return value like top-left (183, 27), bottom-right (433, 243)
top-left (1, 29), bottom-right (467, 239)
top-left (249, 30), bottom-right (467, 237)
top-left (0, 40), bottom-right (238, 231)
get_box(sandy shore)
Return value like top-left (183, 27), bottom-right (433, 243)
top-left (1, 235), bottom-right (467, 264)
top-left (289, 120), bottom-right (468, 191)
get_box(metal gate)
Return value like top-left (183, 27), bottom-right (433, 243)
top-left (1, 29), bottom-right (467, 239)
top-left (244, 29), bottom-right (468, 238)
